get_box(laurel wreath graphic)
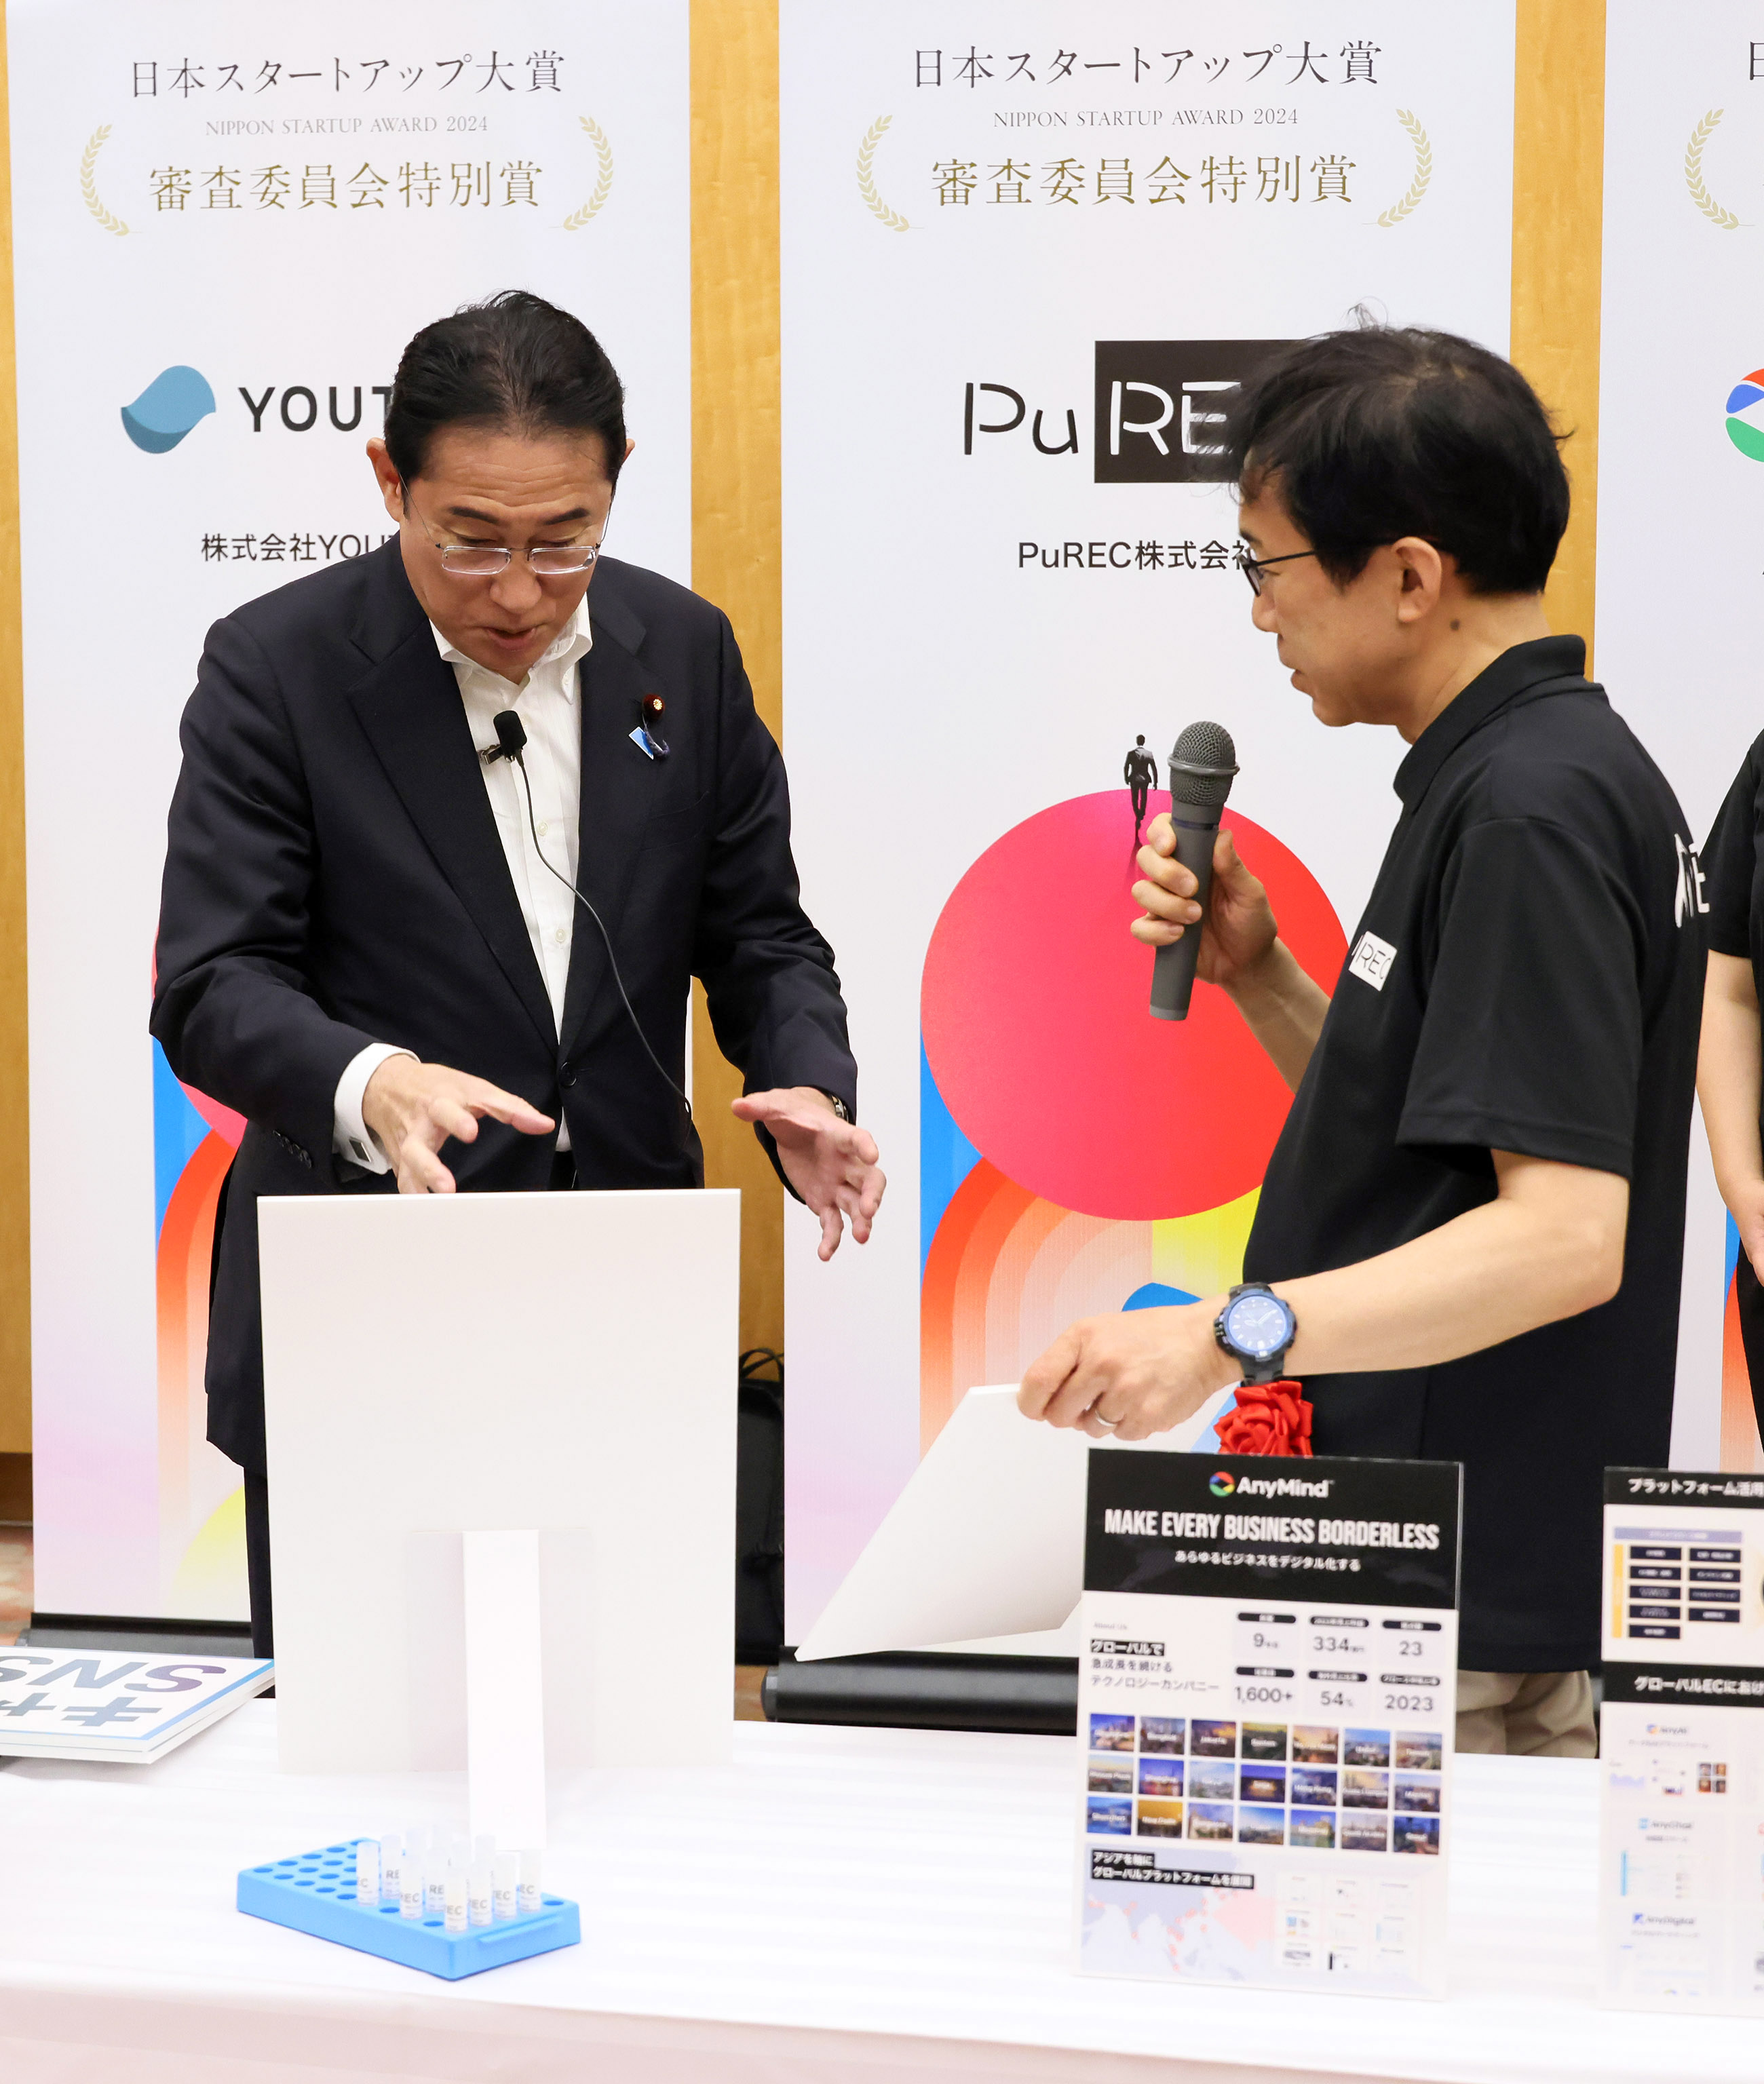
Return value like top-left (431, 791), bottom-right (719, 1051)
top-left (80, 125), bottom-right (129, 236)
top-left (1376, 110), bottom-right (1432, 228)
top-left (1685, 110), bottom-right (1740, 229)
top-left (562, 116), bottom-right (614, 229)
top-left (857, 116), bottom-right (909, 232)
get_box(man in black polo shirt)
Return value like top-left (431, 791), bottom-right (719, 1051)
top-left (1020, 324), bottom-right (1704, 1754)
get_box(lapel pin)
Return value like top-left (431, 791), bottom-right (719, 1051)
top-left (630, 692), bottom-right (670, 760)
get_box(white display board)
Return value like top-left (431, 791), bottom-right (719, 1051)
top-left (258, 1189), bottom-right (738, 1778)
top-left (1077, 1450), bottom-right (1459, 1996)
top-left (1600, 1466), bottom-right (1764, 2014)
top-left (9, 0), bottom-right (693, 1623)
top-left (779, 0), bottom-right (1520, 1636)
top-left (1598, 3), bottom-right (1764, 1469)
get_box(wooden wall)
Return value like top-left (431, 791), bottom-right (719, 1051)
top-left (0, 10), bottom-right (27, 1459)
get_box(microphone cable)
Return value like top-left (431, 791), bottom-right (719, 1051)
top-left (487, 708), bottom-right (692, 1123)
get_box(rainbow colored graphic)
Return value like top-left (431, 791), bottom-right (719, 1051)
top-left (152, 1039), bottom-right (248, 1607)
top-left (919, 789), bottom-right (1347, 1452)
top-left (1720, 1215), bottom-right (1764, 1471)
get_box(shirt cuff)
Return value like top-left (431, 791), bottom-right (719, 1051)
top-left (333, 1043), bottom-right (415, 1175)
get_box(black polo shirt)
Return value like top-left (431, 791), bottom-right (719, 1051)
top-left (1243, 636), bottom-right (1703, 1672)
top-left (1702, 733), bottom-right (1764, 1077)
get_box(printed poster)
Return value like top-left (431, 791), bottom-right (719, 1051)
top-left (10, 0), bottom-right (691, 1619)
top-left (779, 0), bottom-right (1519, 1633)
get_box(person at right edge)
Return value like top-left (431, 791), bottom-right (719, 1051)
top-left (1017, 324), bottom-right (1705, 1758)
top-left (1695, 739), bottom-right (1764, 1440)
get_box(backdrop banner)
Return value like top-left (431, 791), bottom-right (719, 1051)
top-left (1598, 2), bottom-right (1764, 1476)
top-left (11, 0), bottom-right (691, 1621)
top-left (778, 1), bottom-right (1519, 1637)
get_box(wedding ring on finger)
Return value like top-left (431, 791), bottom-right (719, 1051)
top-left (1090, 1412), bottom-right (1120, 1430)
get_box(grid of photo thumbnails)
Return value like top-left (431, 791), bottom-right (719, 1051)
top-left (1085, 1715), bottom-right (1444, 1855)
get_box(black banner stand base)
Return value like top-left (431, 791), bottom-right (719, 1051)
top-left (762, 1651), bottom-right (1078, 1735)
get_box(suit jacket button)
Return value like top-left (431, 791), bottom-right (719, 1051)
top-left (559, 1066), bottom-right (577, 1089)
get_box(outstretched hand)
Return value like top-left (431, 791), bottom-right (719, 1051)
top-left (732, 1087), bottom-right (886, 1260)
top-left (362, 1056), bottom-right (555, 1194)
top-left (1018, 1302), bottom-right (1237, 1441)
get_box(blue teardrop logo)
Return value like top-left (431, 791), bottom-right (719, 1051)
top-left (121, 366), bottom-right (216, 453)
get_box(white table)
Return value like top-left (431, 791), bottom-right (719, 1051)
top-left (0, 1704), bottom-right (1753, 2084)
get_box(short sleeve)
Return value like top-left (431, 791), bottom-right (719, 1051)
top-left (1398, 818), bottom-right (1641, 1178)
top-left (1701, 739), bottom-right (1764, 961)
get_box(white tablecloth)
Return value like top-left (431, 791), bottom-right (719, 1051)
top-left (0, 1704), bottom-right (1754, 2084)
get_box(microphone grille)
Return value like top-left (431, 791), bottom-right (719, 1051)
top-left (1168, 720), bottom-right (1238, 808)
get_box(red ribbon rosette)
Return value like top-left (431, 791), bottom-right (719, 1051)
top-left (1214, 1381), bottom-right (1314, 1457)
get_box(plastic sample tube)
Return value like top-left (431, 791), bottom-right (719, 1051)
top-left (399, 1858), bottom-right (424, 1919)
top-left (355, 1838), bottom-right (380, 1905)
top-left (379, 1835), bottom-right (401, 1904)
top-left (444, 1871), bottom-right (467, 1935)
top-left (518, 1849), bottom-right (542, 1916)
top-left (468, 1866), bottom-right (493, 1927)
top-left (425, 1861), bottom-right (447, 1917)
top-left (493, 1853), bottom-right (520, 1921)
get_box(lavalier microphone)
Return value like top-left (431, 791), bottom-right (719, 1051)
top-left (491, 712), bottom-right (527, 763)
top-left (488, 708), bottom-right (690, 1120)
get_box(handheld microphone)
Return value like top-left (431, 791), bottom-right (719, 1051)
top-left (1149, 720), bottom-right (1238, 1022)
top-left (488, 708), bottom-right (691, 1121)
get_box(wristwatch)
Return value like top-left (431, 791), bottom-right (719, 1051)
top-left (1214, 1283), bottom-right (1298, 1385)
top-left (818, 1091), bottom-right (851, 1123)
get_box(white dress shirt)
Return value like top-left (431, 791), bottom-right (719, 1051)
top-left (332, 600), bottom-right (594, 1172)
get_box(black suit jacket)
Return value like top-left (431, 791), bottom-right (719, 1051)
top-left (152, 541), bottom-right (857, 1471)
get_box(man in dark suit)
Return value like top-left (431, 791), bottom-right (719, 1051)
top-left (152, 292), bottom-right (884, 1654)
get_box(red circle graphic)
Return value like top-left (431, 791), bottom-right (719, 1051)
top-left (921, 791), bottom-right (1347, 1220)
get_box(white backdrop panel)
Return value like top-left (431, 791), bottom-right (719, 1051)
top-left (780, 1), bottom-right (1519, 1636)
top-left (1598, 3), bottom-right (1763, 1471)
top-left (10, 0), bottom-right (691, 1619)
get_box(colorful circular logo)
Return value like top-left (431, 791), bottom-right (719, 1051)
top-left (1725, 370), bottom-right (1764, 461)
top-left (1209, 1471), bottom-right (1236, 1497)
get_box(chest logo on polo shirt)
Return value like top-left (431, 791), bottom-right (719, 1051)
top-left (1347, 930), bottom-right (1398, 991)
top-left (1672, 834), bottom-right (1708, 928)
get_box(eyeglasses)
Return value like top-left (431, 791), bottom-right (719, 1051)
top-left (407, 490), bottom-right (608, 576)
top-left (1238, 547), bottom-right (1323, 596)
top-left (1238, 541), bottom-right (1392, 596)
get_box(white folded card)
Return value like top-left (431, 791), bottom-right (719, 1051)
top-left (796, 1384), bottom-right (1220, 1663)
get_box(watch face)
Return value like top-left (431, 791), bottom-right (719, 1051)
top-left (1224, 1291), bottom-right (1292, 1361)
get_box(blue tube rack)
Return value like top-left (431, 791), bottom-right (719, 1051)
top-left (237, 1839), bottom-right (581, 1980)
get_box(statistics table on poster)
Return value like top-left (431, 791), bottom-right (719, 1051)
top-left (1600, 1466), bottom-right (1764, 2016)
top-left (1077, 1450), bottom-right (1461, 1997)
